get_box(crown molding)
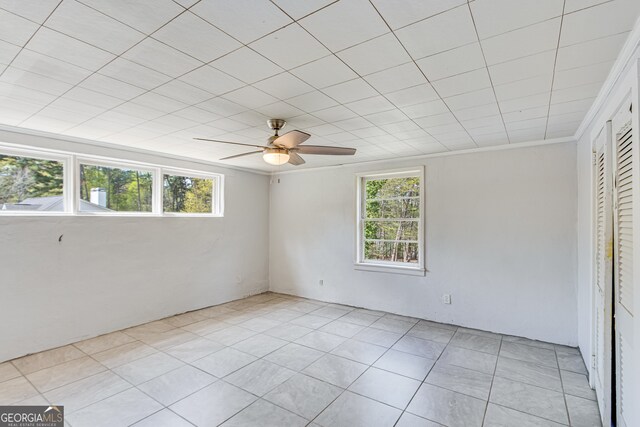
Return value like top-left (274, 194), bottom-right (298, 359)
top-left (574, 16), bottom-right (640, 140)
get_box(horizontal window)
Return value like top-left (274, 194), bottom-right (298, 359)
top-left (79, 163), bottom-right (153, 213)
top-left (0, 144), bottom-right (223, 217)
top-left (0, 153), bottom-right (65, 212)
top-left (163, 173), bottom-right (216, 215)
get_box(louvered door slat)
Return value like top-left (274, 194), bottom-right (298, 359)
top-left (616, 122), bottom-right (634, 315)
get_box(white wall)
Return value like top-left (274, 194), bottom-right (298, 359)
top-left (270, 142), bottom-right (579, 345)
top-left (0, 129), bottom-right (270, 362)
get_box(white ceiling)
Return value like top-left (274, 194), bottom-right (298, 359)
top-left (0, 0), bottom-right (639, 172)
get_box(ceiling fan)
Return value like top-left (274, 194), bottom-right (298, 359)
top-left (194, 119), bottom-right (356, 166)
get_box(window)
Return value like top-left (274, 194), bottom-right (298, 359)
top-left (0, 152), bottom-right (66, 213)
top-left (356, 168), bottom-right (425, 275)
top-left (0, 143), bottom-right (223, 217)
top-left (163, 172), bottom-right (219, 215)
top-left (79, 162), bottom-right (153, 213)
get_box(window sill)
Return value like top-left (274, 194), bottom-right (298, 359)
top-left (354, 263), bottom-right (426, 276)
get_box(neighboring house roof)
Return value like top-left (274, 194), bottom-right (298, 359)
top-left (1, 196), bottom-right (112, 212)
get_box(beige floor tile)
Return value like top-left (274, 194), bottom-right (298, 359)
top-left (137, 365), bottom-right (215, 405)
top-left (66, 388), bottom-right (162, 427)
top-left (74, 331), bottom-right (136, 355)
top-left (12, 345), bottom-right (84, 375)
top-left (0, 362), bottom-right (21, 382)
top-left (27, 356), bottom-right (106, 392)
top-left (43, 371), bottom-right (131, 413)
top-left (0, 376), bottom-right (40, 405)
top-left (112, 352), bottom-right (183, 385)
top-left (92, 341), bottom-right (158, 369)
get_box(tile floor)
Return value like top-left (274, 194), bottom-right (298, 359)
top-left (0, 292), bottom-right (601, 427)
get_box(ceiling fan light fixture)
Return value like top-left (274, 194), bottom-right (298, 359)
top-left (263, 147), bottom-right (290, 165)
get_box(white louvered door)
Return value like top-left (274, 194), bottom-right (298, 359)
top-left (593, 124), bottom-right (613, 422)
top-left (613, 116), bottom-right (634, 427)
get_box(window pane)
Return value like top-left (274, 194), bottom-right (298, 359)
top-left (365, 198), bottom-right (419, 219)
top-left (0, 154), bottom-right (64, 212)
top-left (364, 220), bottom-right (418, 241)
top-left (79, 164), bottom-right (153, 212)
top-left (365, 176), bottom-right (420, 199)
top-left (364, 240), bottom-right (419, 263)
top-left (163, 174), bottom-right (214, 214)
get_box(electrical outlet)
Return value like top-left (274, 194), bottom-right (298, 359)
top-left (442, 294), bottom-right (451, 304)
top-left (319, 279), bottom-right (324, 286)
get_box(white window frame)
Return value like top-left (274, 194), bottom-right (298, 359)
top-left (0, 144), bottom-right (71, 216)
top-left (355, 166), bottom-right (426, 276)
top-left (0, 142), bottom-right (224, 217)
top-left (161, 168), bottom-right (224, 217)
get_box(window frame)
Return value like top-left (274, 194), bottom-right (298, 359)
top-left (0, 142), bottom-right (224, 218)
top-left (0, 144), bottom-right (71, 216)
top-left (75, 156), bottom-right (159, 217)
top-left (161, 168), bottom-right (224, 217)
top-left (355, 166), bottom-right (426, 276)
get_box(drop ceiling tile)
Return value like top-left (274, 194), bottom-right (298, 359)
top-left (506, 117), bottom-right (547, 131)
top-left (152, 12), bottom-right (241, 62)
top-left (494, 75), bottom-right (553, 102)
top-left (197, 97), bottom-right (247, 117)
top-left (454, 103), bottom-right (500, 121)
top-left (113, 101), bottom-right (165, 121)
top-left (12, 50), bottom-right (93, 85)
top-left (444, 87), bottom-right (496, 111)
top-left (556, 32), bottom-right (628, 71)
top-left (322, 78), bottom-right (378, 103)
top-left (473, 132), bottom-right (509, 146)
top-left (285, 114), bottom-right (325, 129)
top-left (0, 0), bottom-right (60, 23)
top-left (250, 23), bottom-right (331, 70)
top-left (291, 55), bottom-right (358, 89)
top-left (256, 101), bottom-right (305, 118)
top-left (550, 82), bottom-right (602, 104)
top-left (499, 93), bottom-right (551, 113)
top-left (432, 68), bottom-right (491, 98)
top-left (364, 109), bottom-right (407, 126)
top-left (0, 67), bottom-right (73, 96)
top-left (488, 50), bottom-right (556, 86)
top-left (547, 111), bottom-right (586, 125)
top-left (553, 61), bottom-right (614, 90)
top-left (313, 105), bottom-right (358, 122)
top-left (364, 62), bottom-right (426, 94)
top-left (191, 0), bottom-right (292, 44)
top-left (178, 65), bottom-right (244, 95)
top-left (153, 80), bottom-right (213, 105)
top-left (132, 92), bottom-right (187, 114)
top-left (481, 18), bottom-right (561, 65)
top-left (560, 0), bottom-right (640, 46)
top-left (0, 99), bottom-right (45, 125)
top-left (460, 115), bottom-right (504, 130)
top-left (148, 114), bottom-right (199, 131)
top-left (370, 0), bottom-right (465, 30)
top-left (300, 0), bottom-right (388, 51)
top-left (21, 113), bottom-right (84, 133)
top-left (334, 117), bottom-right (374, 131)
top-left (306, 123), bottom-right (343, 136)
top-left (427, 122), bottom-right (465, 136)
top-left (386, 84), bottom-right (439, 107)
top-left (96, 110), bottom-right (146, 128)
top-left (502, 106), bottom-right (548, 123)
top-left (99, 58), bottom-right (172, 90)
top-left (549, 97), bottom-right (595, 115)
top-left (173, 106), bottom-right (221, 123)
top-left (0, 9), bottom-right (39, 45)
top-left (345, 95), bottom-right (395, 115)
top-left (0, 81), bottom-right (58, 104)
top-left (45, 0), bottom-right (145, 55)
top-left (0, 39), bottom-right (20, 65)
top-left (341, 37), bottom-right (412, 80)
top-left (286, 91), bottom-right (338, 112)
top-left (210, 47), bottom-right (283, 84)
top-left (253, 73), bottom-right (315, 99)
top-left (228, 110), bottom-right (270, 127)
top-left (25, 27), bottom-right (115, 71)
top-left (208, 117), bottom-right (249, 132)
top-left (222, 86), bottom-right (279, 109)
top-left (470, 0), bottom-right (564, 39)
top-left (272, 0), bottom-right (336, 20)
top-left (395, 5), bottom-right (477, 59)
top-left (123, 38), bottom-right (202, 78)
top-left (381, 120), bottom-right (421, 134)
top-left (79, 74), bottom-right (146, 101)
top-left (564, 0), bottom-right (610, 14)
top-left (413, 111), bottom-right (458, 127)
top-left (62, 87), bottom-right (123, 110)
top-left (402, 99), bottom-right (450, 119)
top-left (79, 0), bottom-right (183, 34)
top-left (508, 127), bottom-right (546, 142)
top-left (416, 42), bottom-right (485, 82)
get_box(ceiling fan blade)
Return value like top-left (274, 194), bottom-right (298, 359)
top-left (219, 150), bottom-right (263, 160)
top-left (274, 130), bottom-right (311, 148)
top-left (288, 151), bottom-right (306, 166)
top-left (295, 145), bottom-right (356, 155)
top-left (194, 137), bottom-right (268, 149)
